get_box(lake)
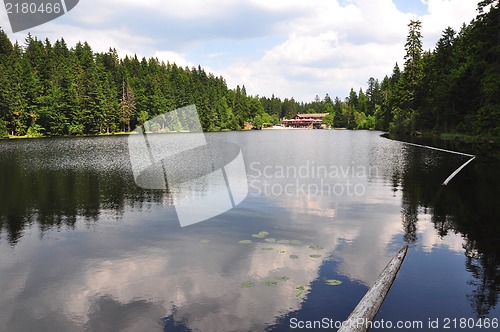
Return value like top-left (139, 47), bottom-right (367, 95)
top-left (0, 130), bottom-right (498, 331)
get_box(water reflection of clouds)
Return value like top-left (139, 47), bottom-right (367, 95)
top-left (70, 236), bottom-right (340, 331)
top-left (417, 214), bottom-right (465, 253)
top-left (251, 129), bottom-right (467, 287)
top-left (0, 215), bottom-right (342, 331)
top-left (1, 206), bottom-right (434, 331)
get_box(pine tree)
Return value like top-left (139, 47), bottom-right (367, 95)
top-left (393, 20), bottom-right (424, 134)
top-left (120, 80), bottom-right (136, 132)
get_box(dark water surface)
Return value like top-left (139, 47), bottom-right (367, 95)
top-left (0, 130), bottom-right (498, 331)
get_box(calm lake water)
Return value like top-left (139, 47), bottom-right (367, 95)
top-left (0, 130), bottom-right (498, 332)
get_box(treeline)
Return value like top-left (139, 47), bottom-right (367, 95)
top-left (0, 28), bottom-right (327, 137)
top-left (0, 1), bottom-right (498, 137)
top-left (299, 0), bottom-right (499, 135)
top-left (328, 0), bottom-right (499, 135)
top-left (0, 30), bottom-right (261, 136)
top-left (378, 0), bottom-right (499, 136)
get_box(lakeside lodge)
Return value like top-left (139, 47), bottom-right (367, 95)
top-left (281, 113), bottom-right (328, 129)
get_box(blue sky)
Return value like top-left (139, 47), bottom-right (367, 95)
top-left (1, 0), bottom-right (478, 101)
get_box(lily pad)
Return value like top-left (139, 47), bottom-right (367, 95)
top-left (277, 239), bottom-right (290, 244)
top-left (277, 250), bottom-right (287, 254)
top-left (289, 254), bottom-right (299, 259)
top-left (264, 280), bottom-right (278, 286)
top-left (295, 285), bottom-right (309, 298)
top-left (265, 238), bottom-right (276, 243)
top-left (275, 276), bottom-right (289, 281)
top-left (309, 254), bottom-right (322, 258)
top-left (309, 245), bottom-right (324, 251)
top-left (239, 240), bottom-right (253, 244)
top-left (240, 281), bottom-right (256, 288)
top-left (325, 279), bottom-right (343, 286)
top-left (290, 240), bottom-right (302, 245)
top-left (261, 247), bottom-right (274, 251)
top-left (252, 231), bottom-right (269, 238)
top-left (200, 240), bottom-right (210, 244)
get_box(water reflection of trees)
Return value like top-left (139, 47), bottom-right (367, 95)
top-left (0, 159), bottom-right (165, 246)
top-left (391, 138), bottom-right (500, 318)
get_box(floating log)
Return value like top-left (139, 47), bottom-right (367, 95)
top-left (401, 141), bottom-right (475, 185)
top-left (442, 156), bottom-right (475, 186)
top-left (338, 245), bottom-right (408, 332)
top-left (402, 141), bottom-right (474, 157)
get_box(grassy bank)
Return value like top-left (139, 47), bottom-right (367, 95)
top-left (419, 131), bottom-right (499, 144)
top-left (1, 131), bottom-right (133, 140)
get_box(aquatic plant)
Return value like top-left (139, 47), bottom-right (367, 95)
top-left (264, 280), bottom-right (278, 286)
top-left (275, 276), bottom-right (289, 281)
top-left (240, 281), bottom-right (256, 288)
top-left (252, 231), bottom-right (270, 238)
top-left (325, 279), bottom-right (342, 286)
top-left (295, 285), bottom-right (309, 298)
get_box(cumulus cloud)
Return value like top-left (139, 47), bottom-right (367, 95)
top-left (154, 51), bottom-right (195, 68)
top-left (222, 0), bottom-right (411, 100)
top-left (220, 0), bottom-right (478, 100)
top-left (420, 0), bottom-right (478, 49)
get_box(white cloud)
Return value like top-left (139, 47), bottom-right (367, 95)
top-left (420, 0), bottom-right (478, 50)
top-left (217, 0), bottom-right (478, 100)
top-left (219, 0), bottom-right (411, 100)
top-left (154, 51), bottom-right (195, 68)
top-left (110, 0), bottom-right (239, 19)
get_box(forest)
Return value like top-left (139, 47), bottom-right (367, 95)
top-left (0, 0), bottom-right (498, 138)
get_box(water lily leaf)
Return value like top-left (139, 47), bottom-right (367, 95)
top-left (295, 285), bottom-right (309, 298)
top-left (277, 239), bottom-right (290, 244)
top-left (309, 245), bottom-right (323, 250)
top-left (239, 240), bottom-right (253, 244)
top-left (325, 279), bottom-right (342, 286)
top-left (261, 247), bottom-right (274, 251)
top-left (290, 240), bottom-right (302, 245)
top-left (309, 254), bottom-right (322, 258)
top-left (240, 281), bottom-right (255, 288)
top-left (277, 250), bottom-right (287, 253)
top-left (265, 238), bottom-right (276, 243)
top-left (275, 276), bottom-right (289, 281)
top-left (264, 280), bottom-right (278, 286)
top-left (289, 254), bottom-right (299, 259)
top-left (252, 231), bottom-right (269, 238)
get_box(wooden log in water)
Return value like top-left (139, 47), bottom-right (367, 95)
top-left (338, 245), bottom-right (408, 332)
top-left (442, 156), bottom-right (475, 185)
top-left (400, 141), bottom-right (475, 185)
top-left (402, 142), bottom-right (474, 157)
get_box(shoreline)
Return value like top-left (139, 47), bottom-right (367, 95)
top-left (2, 129), bottom-right (498, 144)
